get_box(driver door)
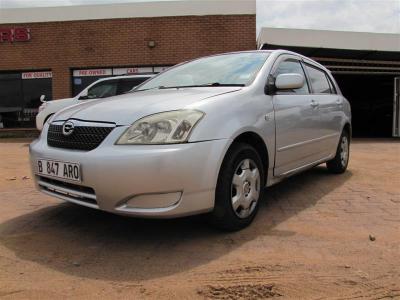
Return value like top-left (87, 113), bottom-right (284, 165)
top-left (271, 55), bottom-right (322, 176)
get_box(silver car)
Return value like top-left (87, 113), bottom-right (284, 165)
top-left (29, 50), bottom-right (351, 230)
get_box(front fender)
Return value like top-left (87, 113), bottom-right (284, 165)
top-left (188, 90), bottom-right (276, 180)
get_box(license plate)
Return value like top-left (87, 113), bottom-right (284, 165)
top-left (36, 159), bottom-right (81, 182)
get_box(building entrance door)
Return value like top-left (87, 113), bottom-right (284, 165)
top-left (0, 71), bottom-right (52, 128)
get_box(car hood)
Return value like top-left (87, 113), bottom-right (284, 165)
top-left (47, 97), bottom-right (75, 107)
top-left (53, 87), bottom-right (241, 125)
top-left (50, 97), bottom-right (74, 103)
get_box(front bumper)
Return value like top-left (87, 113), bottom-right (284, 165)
top-left (29, 127), bottom-right (229, 218)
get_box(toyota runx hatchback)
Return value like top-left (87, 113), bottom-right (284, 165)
top-left (30, 50), bottom-right (351, 231)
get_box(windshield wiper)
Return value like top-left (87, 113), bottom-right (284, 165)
top-left (132, 82), bottom-right (244, 93)
top-left (160, 82), bottom-right (245, 89)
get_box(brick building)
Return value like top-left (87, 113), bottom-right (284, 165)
top-left (0, 0), bottom-right (256, 128)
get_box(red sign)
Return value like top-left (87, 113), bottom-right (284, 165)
top-left (73, 69), bottom-right (112, 77)
top-left (126, 68), bottom-right (140, 74)
top-left (22, 71), bottom-right (52, 80)
top-left (0, 28), bottom-right (31, 43)
top-left (113, 67), bottom-right (153, 75)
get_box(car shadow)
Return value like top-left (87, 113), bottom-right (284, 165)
top-left (0, 166), bottom-right (352, 281)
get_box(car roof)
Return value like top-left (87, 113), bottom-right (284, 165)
top-left (115, 74), bottom-right (154, 79)
top-left (94, 74), bottom-right (155, 83)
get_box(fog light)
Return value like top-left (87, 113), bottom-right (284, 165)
top-left (125, 192), bottom-right (182, 209)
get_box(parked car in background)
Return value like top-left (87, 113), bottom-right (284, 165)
top-left (30, 50), bottom-right (351, 230)
top-left (36, 74), bottom-right (154, 130)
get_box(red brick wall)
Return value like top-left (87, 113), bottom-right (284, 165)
top-left (0, 15), bottom-right (256, 98)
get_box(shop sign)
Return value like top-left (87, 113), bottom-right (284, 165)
top-left (0, 28), bottom-right (31, 43)
top-left (73, 69), bottom-right (112, 77)
top-left (113, 67), bottom-right (153, 75)
top-left (22, 71), bottom-right (52, 79)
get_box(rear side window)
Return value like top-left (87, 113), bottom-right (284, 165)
top-left (274, 59), bottom-right (309, 94)
top-left (305, 64), bottom-right (331, 94)
top-left (117, 77), bottom-right (150, 95)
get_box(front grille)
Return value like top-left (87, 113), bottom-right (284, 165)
top-left (38, 176), bottom-right (98, 206)
top-left (47, 123), bottom-right (114, 151)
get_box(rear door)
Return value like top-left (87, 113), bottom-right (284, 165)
top-left (303, 63), bottom-right (342, 157)
top-left (272, 55), bottom-right (322, 176)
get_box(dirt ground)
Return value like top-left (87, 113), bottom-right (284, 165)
top-left (0, 138), bottom-right (399, 299)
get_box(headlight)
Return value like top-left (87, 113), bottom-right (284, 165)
top-left (116, 110), bottom-right (204, 145)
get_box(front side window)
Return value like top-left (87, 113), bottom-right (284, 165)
top-left (274, 59), bottom-right (309, 94)
top-left (135, 52), bottom-right (270, 91)
top-left (305, 64), bottom-right (331, 94)
top-left (86, 81), bottom-right (118, 99)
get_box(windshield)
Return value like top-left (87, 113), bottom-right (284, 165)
top-left (135, 52), bottom-right (270, 91)
top-left (87, 81), bottom-right (117, 98)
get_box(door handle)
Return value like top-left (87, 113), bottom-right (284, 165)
top-left (310, 100), bottom-right (319, 108)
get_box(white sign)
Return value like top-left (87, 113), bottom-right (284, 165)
top-left (22, 71), bottom-right (52, 79)
top-left (154, 66), bottom-right (170, 73)
top-left (113, 67), bottom-right (153, 75)
top-left (73, 69), bottom-right (112, 77)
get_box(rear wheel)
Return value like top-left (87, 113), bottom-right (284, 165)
top-left (326, 130), bottom-right (350, 174)
top-left (210, 143), bottom-right (265, 231)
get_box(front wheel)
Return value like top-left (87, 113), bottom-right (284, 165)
top-left (326, 130), bottom-right (350, 174)
top-left (210, 143), bottom-right (265, 231)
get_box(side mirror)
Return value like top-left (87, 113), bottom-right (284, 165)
top-left (40, 95), bottom-right (46, 103)
top-left (275, 73), bottom-right (304, 90)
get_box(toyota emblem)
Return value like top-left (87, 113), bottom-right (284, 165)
top-left (62, 120), bottom-right (75, 136)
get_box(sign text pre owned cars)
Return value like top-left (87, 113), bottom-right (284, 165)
top-left (0, 28), bottom-right (31, 43)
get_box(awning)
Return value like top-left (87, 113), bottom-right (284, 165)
top-left (258, 28), bottom-right (400, 61)
top-left (259, 44), bottom-right (400, 61)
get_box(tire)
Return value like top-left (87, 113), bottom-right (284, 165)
top-left (326, 130), bottom-right (350, 174)
top-left (210, 143), bottom-right (265, 231)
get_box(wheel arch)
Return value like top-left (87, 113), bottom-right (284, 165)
top-left (224, 131), bottom-right (270, 184)
top-left (343, 122), bottom-right (352, 139)
top-left (43, 113), bottom-right (54, 125)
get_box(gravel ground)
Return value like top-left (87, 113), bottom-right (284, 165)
top-left (0, 138), bottom-right (399, 299)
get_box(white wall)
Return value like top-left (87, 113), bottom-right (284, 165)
top-left (0, 0), bottom-right (256, 24)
